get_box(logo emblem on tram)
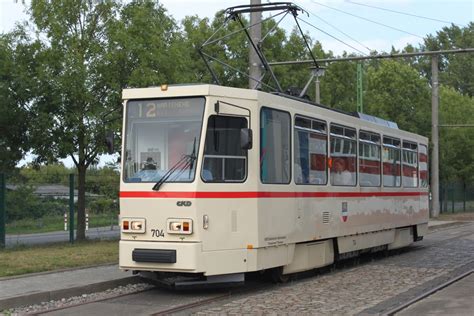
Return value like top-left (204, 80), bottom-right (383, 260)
top-left (177, 201), bottom-right (192, 207)
top-left (341, 202), bottom-right (348, 222)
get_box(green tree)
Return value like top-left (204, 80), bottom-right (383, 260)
top-left (23, 0), bottom-right (122, 240)
top-left (109, 0), bottom-right (183, 88)
top-left (0, 33), bottom-right (33, 172)
top-left (423, 23), bottom-right (474, 97)
top-left (319, 60), bottom-right (358, 111)
top-left (181, 11), bottom-right (249, 88)
top-left (364, 60), bottom-right (431, 135)
top-left (16, 164), bottom-right (71, 185)
top-left (439, 86), bottom-right (474, 184)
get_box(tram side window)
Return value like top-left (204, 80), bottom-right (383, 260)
top-left (402, 141), bottom-right (418, 187)
top-left (359, 131), bottom-right (381, 187)
top-left (330, 124), bottom-right (357, 186)
top-left (202, 115), bottom-right (247, 182)
top-left (419, 144), bottom-right (429, 188)
top-left (383, 137), bottom-right (401, 187)
top-left (261, 107), bottom-right (291, 184)
top-left (294, 116), bottom-right (327, 185)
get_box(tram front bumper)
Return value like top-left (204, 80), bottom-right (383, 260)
top-left (120, 240), bottom-right (205, 273)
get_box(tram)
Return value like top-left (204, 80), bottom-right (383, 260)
top-left (118, 84), bottom-right (429, 286)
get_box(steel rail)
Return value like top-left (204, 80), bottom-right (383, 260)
top-left (150, 292), bottom-right (232, 315)
top-left (32, 286), bottom-right (154, 315)
top-left (382, 268), bottom-right (474, 316)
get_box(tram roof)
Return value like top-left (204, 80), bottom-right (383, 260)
top-left (123, 84), bottom-right (426, 143)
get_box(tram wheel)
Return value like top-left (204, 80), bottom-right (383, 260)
top-left (270, 266), bottom-right (290, 283)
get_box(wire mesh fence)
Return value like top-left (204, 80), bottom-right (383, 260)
top-left (440, 181), bottom-right (474, 213)
top-left (2, 169), bottom-right (120, 246)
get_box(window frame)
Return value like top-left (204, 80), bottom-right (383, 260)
top-left (382, 136), bottom-right (402, 187)
top-left (122, 96), bottom-right (206, 184)
top-left (329, 123), bottom-right (358, 187)
top-left (200, 114), bottom-right (249, 183)
top-left (358, 130), bottom-right (381, 187)
top-left (294, 114), bottom-right (328, 186)
top-left (260, 106), bottom-right (292, 185)
top-left (402, 141), bottom-right (418, 188)
top-left (419, 143), bottom-right (429, 188)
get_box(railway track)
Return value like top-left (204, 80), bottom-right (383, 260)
top-left (383, 269), bottom-right (474, 316)
top-left (23, 223), bottom-right (473, 315)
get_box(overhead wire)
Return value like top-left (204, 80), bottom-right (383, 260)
top-left (297, 17), bottom-right (368, 56)
top-left (296, 2), bottom-right (372, 53)
top-left (346, 0), bottom-right (466, 27)
top-left (310, 1), bottom-right (424, 39)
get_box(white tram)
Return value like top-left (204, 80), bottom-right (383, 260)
top-left (119, 84), bottom-right (429, 285)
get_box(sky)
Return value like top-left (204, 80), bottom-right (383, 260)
top-left (1, 0), bottom-right (472, 55)
top-left (1, 0), bottom-right (472, 167)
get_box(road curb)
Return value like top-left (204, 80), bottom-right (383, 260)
top-left (428, 221), bottom-right (469, 231)
top-left (0, 275), bottom-right (141, 311)
top-left (0, 263), bottom-right (118, 282)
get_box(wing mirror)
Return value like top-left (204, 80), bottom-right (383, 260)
top-left (240, 128), bottom-right (253, 150)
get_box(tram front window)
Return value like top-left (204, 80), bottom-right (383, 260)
top-left (123, 97), bottom-right (205, 183)
top-left (202, 115), bottom-right (247, 182)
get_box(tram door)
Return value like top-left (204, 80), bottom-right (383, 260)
top-left (200, 101), bottom-right (255, 252)
top-left (260, 107), bottom-right (296, 243)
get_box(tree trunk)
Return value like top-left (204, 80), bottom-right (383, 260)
top-left (76, 163), bottom-right (87, 241)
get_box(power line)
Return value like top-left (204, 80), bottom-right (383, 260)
top-left (310, 1), bottom-right (424, 39)
top-left (297, 17), bottom-right (368, 56)
top-left (346, 0), bottom-right (465, 27)
top-left (296, 2), bottom-right (372, 53)
top-left (268, 48), bottom-right (474, 66)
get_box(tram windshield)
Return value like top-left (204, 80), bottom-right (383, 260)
top-left (123, 97), bottom-right (205, 183)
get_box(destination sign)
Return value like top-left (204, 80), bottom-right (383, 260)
top-left (127, 97), bottom-right (205, 120)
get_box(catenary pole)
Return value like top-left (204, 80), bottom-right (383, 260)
top-left (431, 55), bottom-right (440, 218)
top-left (249, 0), bottom-right (262, 89)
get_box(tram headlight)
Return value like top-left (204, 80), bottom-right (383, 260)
top-left (167, 218), bottom-right (193, 235)
top-left (121, 218), bottom-right (146, 234)
top-left (131, 221), bottom-right (143, 231)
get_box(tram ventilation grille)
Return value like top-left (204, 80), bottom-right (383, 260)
top-left (322, 211), bottom-right (330, 223)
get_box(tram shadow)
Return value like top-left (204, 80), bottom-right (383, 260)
top-left (281, 243), bottom-right (426, 284)
top-left (139, 244), bottom-right (426, 292)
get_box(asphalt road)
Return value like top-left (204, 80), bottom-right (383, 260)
top-left (5, 226), bottom-right (120, 247)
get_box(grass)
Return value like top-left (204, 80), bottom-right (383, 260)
top-left (6, 213), bottom-right (118, 235)
top-left (0, 240), bottom-right (119, 277)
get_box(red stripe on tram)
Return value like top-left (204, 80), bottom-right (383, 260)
top-left (119, 191), bottom-right (428, 199)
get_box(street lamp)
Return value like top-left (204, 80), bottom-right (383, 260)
top-left (313, 66), bottom-right (326, 104)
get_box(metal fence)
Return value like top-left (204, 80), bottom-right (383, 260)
top-left (440, 181), bottom-right (474, 213)
top-left (1, 171), bottom-right (120, 248)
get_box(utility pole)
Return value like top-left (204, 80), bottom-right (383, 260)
top-left (431, 55), bottom-right (440, 218)
top-left (249, 0), bottom-right (262, 89)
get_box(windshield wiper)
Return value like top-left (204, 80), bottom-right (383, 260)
top-left (188, 137), bottom-right (197, 178)
top-left (152, 138), bottom-right (197, 191)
